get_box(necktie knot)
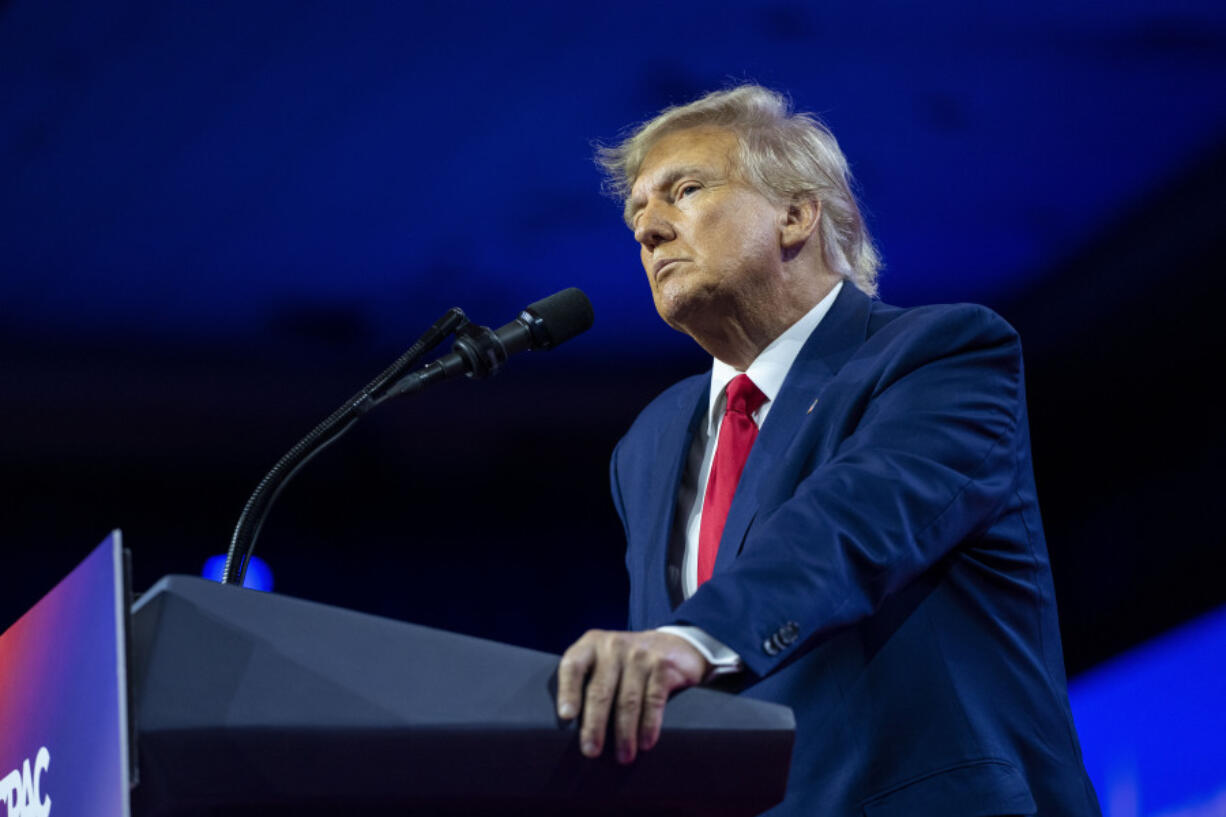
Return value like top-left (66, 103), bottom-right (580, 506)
top-left (725, 374), bottom-right (767, 419)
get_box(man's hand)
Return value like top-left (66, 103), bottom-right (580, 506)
top-left (556, 629), bottom-right (710, 764)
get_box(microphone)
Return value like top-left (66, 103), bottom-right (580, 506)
top-left (222, 287), bottom-right (593, 585)
top-left (384, 287), bottom-right (594, 398)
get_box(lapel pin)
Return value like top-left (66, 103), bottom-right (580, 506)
top-left (807, 397), bottom-right (819, 414)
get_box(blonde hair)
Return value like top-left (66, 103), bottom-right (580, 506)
top-left (596, 84), bottom-right (881, 296)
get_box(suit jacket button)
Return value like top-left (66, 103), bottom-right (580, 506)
top-left (781, 621), bottom-right (800, 644)
top-left (762, 637), bottom-right (781, 657)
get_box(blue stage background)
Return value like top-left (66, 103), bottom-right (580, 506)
top-left (2, 1), bottom-right (1224, 811)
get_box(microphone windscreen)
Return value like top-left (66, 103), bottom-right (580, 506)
top-left (525, 287), bottom-right (594, 348)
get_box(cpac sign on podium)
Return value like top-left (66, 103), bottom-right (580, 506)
top-left (0, 533), bottom-right (132, 817)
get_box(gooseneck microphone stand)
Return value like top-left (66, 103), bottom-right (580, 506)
top-left (220, 307), bottom-right (468, 586)
top-left (220, 287), bottom-right (594, 587)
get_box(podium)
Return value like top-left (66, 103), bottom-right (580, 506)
top-left (130, 575), bottom-right (795, 816)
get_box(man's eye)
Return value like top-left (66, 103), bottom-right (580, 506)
top-left (679, 184), bottom-right (700, 197)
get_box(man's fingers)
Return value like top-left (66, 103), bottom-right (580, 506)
top-left (556, 636), bottom-right (596, 721)
top-left (613, 651), bottom-right (651, 764)
top-left (579, 638), bottom-right (624, 758)
top-left (555, 630), bottom-right (711, 762)
top-left (636, 634), bottom-right (710, 753)
top-left (638, 664), bottom-right (674, 753)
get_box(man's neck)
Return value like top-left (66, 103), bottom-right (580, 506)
top-left (699, 275), bottom-right (841, 370)
top-left (704, 279), bottom-right (845, 434)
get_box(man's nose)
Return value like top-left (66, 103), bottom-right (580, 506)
top-left (634, 206), bottom-right (675, 251)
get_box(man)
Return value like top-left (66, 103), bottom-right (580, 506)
top-left (556, 85), bottom-right (1101, 816)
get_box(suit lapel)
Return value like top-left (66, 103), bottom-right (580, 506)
top-left (711, 284), bottom-right (874, 576)
top-left (642, 376), bottom-right (708, 621)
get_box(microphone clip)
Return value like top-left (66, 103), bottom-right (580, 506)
top-left (449, 319), bottom-right (508, 380)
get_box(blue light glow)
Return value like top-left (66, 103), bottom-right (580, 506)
top-left (201, 555), bottom-right (274, 592)
top-left (1069, 605), bottom-right (1226, 816)
top-left (3, 1), bottom-right (1225, 350)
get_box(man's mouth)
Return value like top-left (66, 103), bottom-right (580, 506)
top-left (653, 258), bottom-right (689, 279)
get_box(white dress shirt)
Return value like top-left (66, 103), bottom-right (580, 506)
top-left (658, 281), bottom-right (843, 675)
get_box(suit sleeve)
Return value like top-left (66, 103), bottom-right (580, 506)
top-left (671, 305), bottom-right (1025, 678)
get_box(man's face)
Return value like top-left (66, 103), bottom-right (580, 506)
top-left (628, 126), bottom-right (787, 335)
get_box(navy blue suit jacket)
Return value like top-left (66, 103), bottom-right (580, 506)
top-left (611, 284), bottom-right (1101, 816)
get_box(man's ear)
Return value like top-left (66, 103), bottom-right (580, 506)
top-left (780, 197), bottom-right (821, 250)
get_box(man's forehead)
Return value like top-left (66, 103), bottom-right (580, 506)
top-left (628, 126), bottom-right (740, 203)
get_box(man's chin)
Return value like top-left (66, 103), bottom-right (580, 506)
top-left (653, 294), bottom-right (704, 335)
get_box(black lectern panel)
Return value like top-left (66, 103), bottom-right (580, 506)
top-left (130, 576), bottom-right (794, 816)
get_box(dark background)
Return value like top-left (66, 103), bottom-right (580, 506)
top-left (2, 0), bottom-right (1223, 677)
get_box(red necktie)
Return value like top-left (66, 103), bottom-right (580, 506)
top-left (697, 374), bottom-right (767, 587)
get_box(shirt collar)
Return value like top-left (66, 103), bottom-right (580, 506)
top-left (706, 280), bottom-right (843, 435)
